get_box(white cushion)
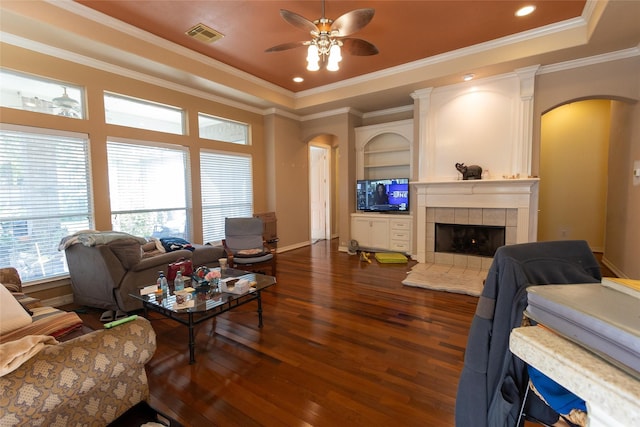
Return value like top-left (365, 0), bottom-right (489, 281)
top-left (0, 283), bottom-right (32, 335)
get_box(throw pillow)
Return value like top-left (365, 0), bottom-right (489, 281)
top-left (0, 283), bottom-right (33, 335)
top-left (235, 248), bottom-right (267, 257)
top-left (108, 238), bottom-right (143, 269)
top-left (159, 237), bottom-right (194, 252)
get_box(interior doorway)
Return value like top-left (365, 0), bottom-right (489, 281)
top-left (309, 144), bottom-right (331, 242)
top-left (538, 99), bottom-right (611, 251)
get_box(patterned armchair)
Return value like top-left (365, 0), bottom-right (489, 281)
top-left (0, 317), bottom-right (156, 425)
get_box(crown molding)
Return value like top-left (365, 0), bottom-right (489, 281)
top-left (539, 46), bottom-right (640, 75)
top-left (262, 108), bottom-right (301, 121)
top-left (362, 105), bottom-right (413, 120)
top-left (46, 0), bottom-right (292, 99)
top-left (0, 32), bottom-right (267, 116)
top-left (294, 16), bottom-right (587, 99)
top-left (300, 107), bottom-right (363, 122)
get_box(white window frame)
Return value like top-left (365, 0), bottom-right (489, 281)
top-left (104, 92), bottom-right (185, 135)
top-left (107, 138), bottom-right (192, 240)
top-left (200, 150), bottom-right (253, 243)
top-left (0, 124), bottom-right (94, 284)
top-left (0, 68), bottom-right (85, 119)
top-left (198, 112), bottom-right (251, 145)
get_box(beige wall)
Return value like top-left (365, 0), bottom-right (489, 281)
top-left (264, 113), bottom-right (309, 250)
top-left (605, 101), bottom-right (640, 278)
top-left (539, 100), bottom-right (611, 250)
top-left (301, 112), bottom-right (362, 250)
top-left (534, 56), bottom-right (640, 277)
top-left (533, 56), bottom-right (640, 175)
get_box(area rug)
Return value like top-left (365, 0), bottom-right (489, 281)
top-left (402, 263), bottom-right (487, 296)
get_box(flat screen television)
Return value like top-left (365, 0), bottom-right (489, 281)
top-left (356, 178), bottom-right (410, 212)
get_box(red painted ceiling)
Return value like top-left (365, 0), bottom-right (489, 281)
top-left (76, 1), bottom-right (586, 92)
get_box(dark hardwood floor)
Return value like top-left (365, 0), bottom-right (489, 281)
top-left (75, 240), bottom-right (480, 426)
top-left (67, 241), bottom-right (617, 426)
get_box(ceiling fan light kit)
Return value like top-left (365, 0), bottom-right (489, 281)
top-left (266, 0), bottom-right (378, 72)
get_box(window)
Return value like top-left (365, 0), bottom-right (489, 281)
top-left (201, 151), bottom-right (253, 243)
top-left (104, 92), bottom-right (185, 135)
top-left (107, 140), bottom-right (190, 240)
top-left (198, 113), bottom-right (250, 145)
top-left (0, 125), bottom-right (93, 283)
top-left (0, 69), bottom-right (84, 118)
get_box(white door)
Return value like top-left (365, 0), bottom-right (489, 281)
top-left (310, 145), bottom-right (330, 242)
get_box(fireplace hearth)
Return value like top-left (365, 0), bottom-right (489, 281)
top-left (435, 223), bottom-right (505, 257)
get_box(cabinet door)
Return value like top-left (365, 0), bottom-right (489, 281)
top-left (368, 218), bottom-right (390, 249)
top-left (351, 217), bottom-right (373, 247)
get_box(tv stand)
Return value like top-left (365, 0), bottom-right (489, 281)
top-left (350, 213), bottom-right (412, 253)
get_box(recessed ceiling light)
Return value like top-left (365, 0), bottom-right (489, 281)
top-left (293, 77), bottom-right (304, 83)
top-left (515, 5), bottom-right (536, 17)
top-left (463, 73), bottom-right (475, 81)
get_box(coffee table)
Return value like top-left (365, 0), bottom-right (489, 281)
top-left (130, 268), bottom-right (276, 364)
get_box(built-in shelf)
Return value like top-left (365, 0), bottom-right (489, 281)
top-left (364, 161), bottom-right (410, 168)
top-left (355, 119), bottom-right (413, 181)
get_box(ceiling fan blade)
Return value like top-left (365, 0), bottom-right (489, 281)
top-left (330, 8), bottom-right (375, 36)
top-left (341, 38), bottom-right (379, 56)
top-left (265, 41), bottom-right (308, 53)
top-left (280, 9), bottom-right (319, 34)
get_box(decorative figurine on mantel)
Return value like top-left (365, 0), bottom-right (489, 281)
top-left (455, 163), bottom-right (483, 180)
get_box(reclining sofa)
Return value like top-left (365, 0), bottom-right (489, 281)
top-left (61, 231), bottom-right (224, 312)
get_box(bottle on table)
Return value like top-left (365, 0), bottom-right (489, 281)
top-left (174, 271), bottom-right (184, 291)
top-left (157, 271), bottom-right (168, 294)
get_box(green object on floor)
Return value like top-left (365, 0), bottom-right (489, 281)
top-left (374, 252), bottom-right (408, 264)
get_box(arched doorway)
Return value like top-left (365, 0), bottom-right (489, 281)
top-left (538, 99), bottom-right (611, 251)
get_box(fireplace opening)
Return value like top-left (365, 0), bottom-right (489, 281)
top-left (435, 223), bottom-right (505, 257)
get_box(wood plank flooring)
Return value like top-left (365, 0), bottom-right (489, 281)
top-left (77, 239), bottom-right (480, 426)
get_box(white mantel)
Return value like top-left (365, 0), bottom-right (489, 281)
top-left (412, 178), bottom-right (539, 263)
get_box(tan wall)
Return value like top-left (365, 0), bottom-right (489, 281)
top-left (534, 56), bottom-right (640, 277)
top-left (605, 101), bottom-right (640, 278)
top-left (265, 113), bottom-right (309, 250)
top-left (539, 100), bottom-right (611, 250)
top-left (301, 112), bottom-right (362, 250)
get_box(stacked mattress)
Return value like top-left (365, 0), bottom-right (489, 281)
top-left (525, 279), bottom-right (640, 379)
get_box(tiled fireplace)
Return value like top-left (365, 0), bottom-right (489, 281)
top-left (428, 206), bottom-right (516, 269)
top-left (413, 179), bottom-right (539, 267)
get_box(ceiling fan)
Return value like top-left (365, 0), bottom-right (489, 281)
top-left (265, 0), bottom-right (379, 71)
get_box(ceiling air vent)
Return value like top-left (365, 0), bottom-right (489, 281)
top-left (186, 23), bottom-right (224, 44)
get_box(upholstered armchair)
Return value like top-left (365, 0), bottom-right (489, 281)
top-left (0, 316), bottom-right (156, 425)
top-left (222, 217), bottom-right (276, 276)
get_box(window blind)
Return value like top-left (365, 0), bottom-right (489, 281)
top-left (200, 150), bottom-right (253, 243)
top-left (107, 140), bottom-right (190, 239)
top-left (0, 125), bottom-right (93, 283)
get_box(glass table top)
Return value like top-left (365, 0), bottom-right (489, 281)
top-left (130, 268), bottom-right (276, 314)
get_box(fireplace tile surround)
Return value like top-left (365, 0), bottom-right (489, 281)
top-left (413, 179), bottom-right (540, 267)
top-left (428, 207), bottom-right (516, 269)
